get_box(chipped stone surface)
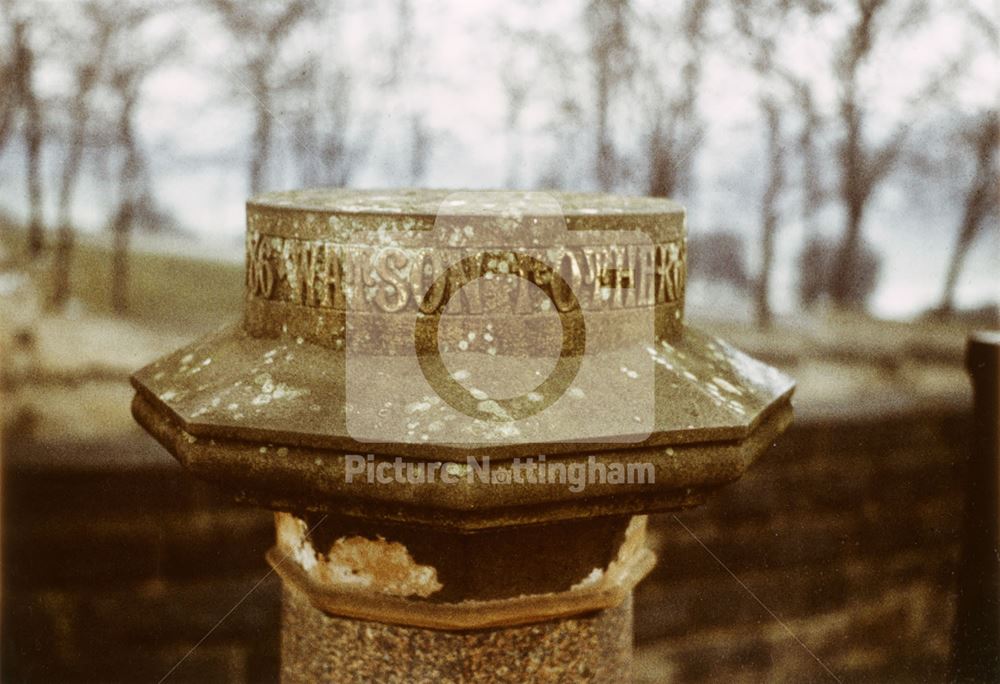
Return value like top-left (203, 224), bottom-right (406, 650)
top-left (267, 512), bottom-right (655, 630)
top-left (276, 512), bottom-right (442, 599)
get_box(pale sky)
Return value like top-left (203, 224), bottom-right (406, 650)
top-left (2, 0), bottom-right (997, 318)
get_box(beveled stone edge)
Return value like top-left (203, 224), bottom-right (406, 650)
top-left (130, 390), bottom-right (793, 530)
top-left (130, 361), bottom-right (792, 462)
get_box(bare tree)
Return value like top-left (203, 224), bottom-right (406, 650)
top-left (390, 0), bottom-right (430, 185)
top-left (108, 68), bottom-right (142, 314)
top-left (731, 0), bottom-right (794, 329)
top-left (502, 71), bottom-right (528, 188)
top-left (211, 0), bottom-right (316, 195)
top-left (585, 0), bottom-right (634, 191)
top-left (644, 0), bottom-right (709, 199)
top-left (0, 19), bottom-right (46, 256)
top-left (387, 0), bottom-right (413, 88)
top-left (409, 113), bottom-right (430, 185)
top-left (939, 111), bottom-right (998, 313)
top-left (688, 230), bottom-right (751, 289)
top-left (828, 0), bottom-right (966, 309)
top-left (800, 236), bottom-right (881, 306)
top-left (317, 75), bottom-right (364, 187)
top-left (937, 6), bottom-right (999, 314)
top-left (755, 99), bottom-right (784, 329)
top-left (49, 1), bottom-right (118, 309)
top-left (0, 18), bottom-right (17, 155)
top-left (19, 21), bottom-right (44, 258)
top-left (828, 0), bottom-right (910, 308)
top-left (105, 28), bottom-right (179, 314)
top-left (794, 78), bottom-right (823, 238)
top-left (291, 64), bottom-right (368, 188)
top-left (535, 34), bottom-right (586, 190)
top-left (497, 23), bottom-right (533, 189)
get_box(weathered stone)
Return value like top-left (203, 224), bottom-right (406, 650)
top-left (280, 583), bottom-right (634, 684)
top-left (131, 189), bottom-right (794, 682)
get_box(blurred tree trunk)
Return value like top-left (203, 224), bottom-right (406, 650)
top-left (324, 71), bottom-right (361, 186)
top-left (106, 4), bottom-right (171, 314)
top-left (648, 118), bottom-right (677, 198)
top-left (24, 78), bottom-right (44, 258)
top-left (110, 201), bottom-right (133, 314)
top-left (291, 60), bottom-right (364, 188)
top-left (109, 72), bottom-right (144, 315)
top-left (0, 61), bottom-right (13, 156)
top-left (392, 0), bottom-right (429, 186)
top-left (501, 64), bottom-right (527, 189)
top-left (6, 22), bottom-right (46, 257)
top-left (829, 0), bottom-right (905, 309)
top-left (794, 80), bottom-right (822, 238)
top-left (832, 90), bottom-right (866, 308)
top-left (388, 0), bottom-right (412, 87)
top-left (791, 78), bottom-right (825, 313)
top-left (410, 114), bottom-right (429, 185)
top-left (940, 112), bottom-right (999, 313)
top-left (248, 65), bottom-right (271, 197)
top-left (49, 12), bottom-right (114, 310)
top-left (647, 0), bottom-right (708, 199)
top-left (731, 0), bottom-right (791, 329)
top-left (594, 57), bottom-right (613, 191)
top-left (586, 0), bottom-right (632, 191)
top-left (211, 0), bottom-right (314, 196)
top-left (756, 99), bottom-right (783, 330)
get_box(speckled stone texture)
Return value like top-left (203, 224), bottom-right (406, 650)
top-left (280, 584), bottom-right (633, 683)
top-left (130, 189), bottom-right (795, 527)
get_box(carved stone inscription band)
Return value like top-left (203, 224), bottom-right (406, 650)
top-left (243, 231), bottom-right (687, 350)
top-left (246, 231), bottom-right (686, 313)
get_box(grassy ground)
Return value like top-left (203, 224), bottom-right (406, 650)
top-left (0, 224), bottom-right (243, 335)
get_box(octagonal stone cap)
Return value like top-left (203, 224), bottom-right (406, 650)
top-left (130, 188), bottom-right (794, 526)
top-left (131, 323), bottom-right (794, 528)
top-left (131, 384), bottom-right (791, 529)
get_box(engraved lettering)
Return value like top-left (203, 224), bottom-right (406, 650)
top-left (244, 231), bottom-right (685, 313)
top-left (637, 245), bottom-right (656, 306)
top-left (374, 247), bottom-right (411, 313)
top-left (247, 232), bottom-right (275, 298)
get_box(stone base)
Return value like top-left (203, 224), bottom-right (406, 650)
top-left (280, 583), bottom-right (634, 683)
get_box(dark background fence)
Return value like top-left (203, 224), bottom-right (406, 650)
top-left (1, 364), bottom-right (973, 682)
